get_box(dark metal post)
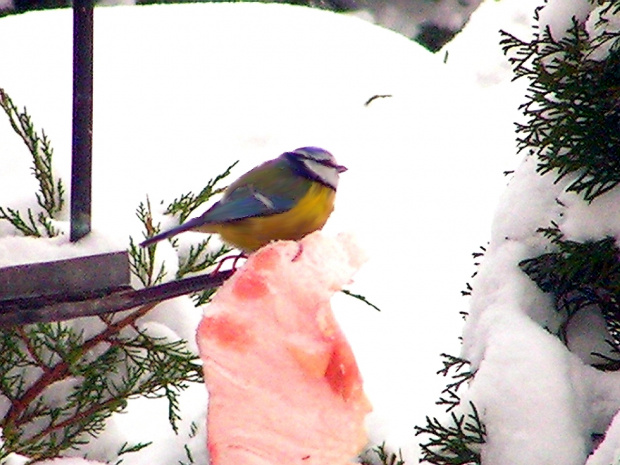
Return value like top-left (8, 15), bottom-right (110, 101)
top-left (70, 0), bottom-right (94, 242)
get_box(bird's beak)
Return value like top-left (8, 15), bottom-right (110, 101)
top-left (336, 164), bottom-right (348, 173)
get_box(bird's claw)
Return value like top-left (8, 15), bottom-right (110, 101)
top-left (210, 253), bottom-right (248, 275)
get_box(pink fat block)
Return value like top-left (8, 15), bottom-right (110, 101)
top-left (197, 231), bottom-right (372, 465)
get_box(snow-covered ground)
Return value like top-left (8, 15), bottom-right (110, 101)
top-left (0, 0), bottom-right (556, 463)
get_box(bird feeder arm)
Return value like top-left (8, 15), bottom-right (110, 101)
top-left (0, 2), bottom-right (232, 327)
top-left (70, 0), bottom-right (94, 242)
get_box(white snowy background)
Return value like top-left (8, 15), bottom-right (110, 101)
top-left (4, 0), bottom-right (620, 464)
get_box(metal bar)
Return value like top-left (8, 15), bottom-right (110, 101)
top-left (70, 0), bottom-right (94, 242)
top-left (0, 270), bottom-right (234, 327)
top-left (0, 252), bottom-right (130, 301)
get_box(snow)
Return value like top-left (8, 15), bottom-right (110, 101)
top-left (5, 0), bottom-right (619, 464)
top-left (586, 4), bottom-right (620, 60)
top-left (537, 0), bottom-right (591, 40)
top-left (469, 313), bottom-right (591, 465)
top-left (35, 460), bottom-right (106, 465)
top-left (461, 147), bottom-right (620, 463)
top-left (456, 1), bottom-right (620, 464)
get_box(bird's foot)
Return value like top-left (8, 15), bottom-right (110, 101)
top-left (210, 252), bottom-right (248, 275)
top-left (291, 243), bottom-right (304, 262)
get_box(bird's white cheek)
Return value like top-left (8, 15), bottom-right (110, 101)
top-left (302, 159), bottom-right (340, 189)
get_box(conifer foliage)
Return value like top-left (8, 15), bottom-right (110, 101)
top-left (520, 226), bottom-right (620, 370)
top-left (0, 89), bottom-right (64, 238)
top-left (0, 89), bottom-right (233, 462)
top-left (503, 0), bottom-right (620, 367)
top-left (418, 1), bottom-right (620, 463)
top-left (501, 3), bottom-right (620, 202)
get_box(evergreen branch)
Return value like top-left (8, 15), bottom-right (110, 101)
top-left (31, 129), bottom-right (63, 217)
top-left (501, 17), bottom-right (620, 203)
top-left (15, 326), bottom-right (54, 371)
top-left (520, 227), bottom-right (620, 361)
top-left (180, 443), bottom-right (195, 465)
top-left (371, 443), bottom-right (406, 465)
top-left (341, 289), bottom-right (382, 312)
top-left (0, 90), bottom-right (223, 462)
top-left (591, 339), bottom-right (620, 371)
top-left (175, 238), bottom-right (232, 279)
top-left (37, 211), bottom-right (58, 237)
top-left (460, 283), bottom-right (473, 298)
top-left (0, 89), bottom-right (63, 216)
top-left (189, 421), bottom-right (198, 438)
top-left (461, 245), bottom-right (487, 297)
top-left (23, 393), bottom-right (127, 457)
top-left (165, 160), bottom-right (238, 223)
top-left (175, 238), bottom-right (232, 306)
top-left (0, 298), bottom-right (204, 460)
top-left (0, 88), bottom-right (64, 237)
top-left (191, 288), bottom-right (218, 307)
top-left (436, 354), bottom-right (475, 412)
top-left (135, 158), bottom-right (241, 304)
top-left (117, 441), bottom-right (153, 457)
top-left (415, 402), bottom-right (485, 465)
top-left (137, 164), bottom-right (240, 305)
top-left (121, 328), bottom-right (203, 433)
top-left (499, 30), bottom-right (538, 81)
top-left (0, 206), bottom-right (42, 237)
top-left (130, 199), bottom-right (167, 288)
top-left (165, 384), bottom-right (183, 435)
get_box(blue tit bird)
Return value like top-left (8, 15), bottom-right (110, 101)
top-left (140, 147), bottom-right (347, 252)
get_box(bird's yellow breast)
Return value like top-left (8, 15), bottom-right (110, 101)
top-left (206, 183), bottom-right (336, 252)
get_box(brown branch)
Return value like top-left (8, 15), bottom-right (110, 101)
top-left (15, 327), bottom-right (51, 373)
top-left (2, 302), bottom-right (157, 435)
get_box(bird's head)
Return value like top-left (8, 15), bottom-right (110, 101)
top-left (285, 147), bottom-right (347, 190)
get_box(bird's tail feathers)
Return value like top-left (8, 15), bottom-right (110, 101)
top-left (139, 215), bottom-right (210, 248)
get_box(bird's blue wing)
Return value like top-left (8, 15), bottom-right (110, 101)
top-left (201, 186), bottom-right (299, 223)
top-left (200, 156), bottom-right (313, 224)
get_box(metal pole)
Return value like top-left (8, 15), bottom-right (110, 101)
top-left (70, 0), bottom-right (94, 242)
